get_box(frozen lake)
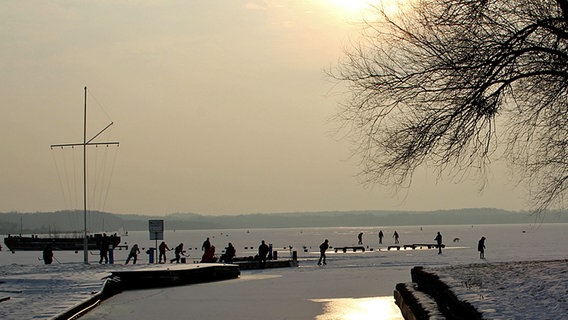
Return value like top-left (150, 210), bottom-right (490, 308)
top-left (1, 223), bottom-right (567, 319)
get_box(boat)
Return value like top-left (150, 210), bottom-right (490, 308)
top-left (3, 233), bottom-right (121, 252)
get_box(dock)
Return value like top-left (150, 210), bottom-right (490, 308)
top-left (53, 264), bottom-right (240, 320)
top-left (232, 259), bottom-right (298, 270)
top-left (110, 263), bottom-right (240, 290)
top-left (230, 250), bottom-right (299, 270)
top-left (334, 246), bottom-right (366, 253)
top-left (388, 244), bottom-right (445, 251)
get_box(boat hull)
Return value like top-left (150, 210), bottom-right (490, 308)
top-left (3, 234), bottom-right (121, 251)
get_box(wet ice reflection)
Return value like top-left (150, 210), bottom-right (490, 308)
top-left (312, 296), bottom-right (404, 320)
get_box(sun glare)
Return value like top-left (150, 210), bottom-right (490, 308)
top-left (326, 0), bottom-right (406, 20)
top-left (329, 0), bottom-right (372, 15)
top-left (312, 297), bottom-right (404, 320)
top-left (330, 0), bottom-right (372, 12)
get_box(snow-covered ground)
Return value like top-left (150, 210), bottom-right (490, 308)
top-left (1, 223), bottom-right (567, 319)
top-left (429, 259), bottom-right (568, 319)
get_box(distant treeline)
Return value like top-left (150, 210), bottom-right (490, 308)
top-left (1, 208), bottom-right (566, 235)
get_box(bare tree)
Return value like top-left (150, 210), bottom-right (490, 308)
top-left (333, 0), bottom-right (568, 212)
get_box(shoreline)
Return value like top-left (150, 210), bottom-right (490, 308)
top-left (396, 260), bottom-right (568, 319)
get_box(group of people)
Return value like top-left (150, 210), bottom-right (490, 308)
top-left (157, 241), bottom-right (191, 264)
top-left (132, 232), bottom-right (485, 268)
top-left (153, 237), bottom-right (237, 264)
top-left (315, 231), bottom-right (487, 266)
top-left (432, 232), bottom-right (486, 258)
top-left (41, 231), bottom-right (488, 266)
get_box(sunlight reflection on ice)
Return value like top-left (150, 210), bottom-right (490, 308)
top-left (311, 296), bottom-right (404, 320)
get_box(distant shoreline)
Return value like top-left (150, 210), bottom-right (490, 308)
top-left (1, 208), bottom-right (566, 234)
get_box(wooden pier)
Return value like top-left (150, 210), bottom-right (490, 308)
top-left (230, 250), bottom-right (299, 270)
top-left (388, 244), bottom-right (445, 251)
top-left (110, 263), bottom-right (240, 290)
top-left (233, 259), bottom-right (298, 270)
top-left (334, 246), bottom-right (366, 253)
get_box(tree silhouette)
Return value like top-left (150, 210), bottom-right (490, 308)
top-left (334, 0), bottom-right (568, 212)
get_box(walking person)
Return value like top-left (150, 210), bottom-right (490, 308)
top-left (171, 243), bottom-right (184, 263)
top-left (318, 239), bottom-right (329, 265)
top-left (435, 232), bottom-right (443, 254)
top-left (125, 244), bottom-right (140, 264)
top-left (378, 230), bottom-right (384, 244)
top-left (357, 232), bottom-right (363, 245)
top-left (478, 236), bottom-right (486, 259)
top-left (393, 231), bottom-right (400, 244)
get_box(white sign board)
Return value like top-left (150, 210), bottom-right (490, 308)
top-left (149, 220), bottom-right (164, 240)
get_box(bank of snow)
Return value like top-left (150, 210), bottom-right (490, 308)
top-left (428, 260), bottom-right (568, 319)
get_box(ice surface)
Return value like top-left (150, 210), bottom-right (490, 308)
top-left (1, 223), bottom-right (567, 319)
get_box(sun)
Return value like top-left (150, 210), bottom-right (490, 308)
top-left (327, 0), bottom-right (405, 20)
top-left (329, 0), bottom-right (373, 13)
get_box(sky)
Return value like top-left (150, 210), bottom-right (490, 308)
top-left (0, 0), bottom-right (530, 216)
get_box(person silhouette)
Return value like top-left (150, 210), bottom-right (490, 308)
top-left (435, 232), bottom-right (443, 254)
top-left (258, 240), bottom-right (269, 267)
top-left (99, 234), bottom-right (109, 264)
top-left (125, 244), bottom-right (140, 264)
top-left (318, 239), bottom-right (329, 266)
top-left (158, 241), bottom-right (170, 263)
top-left (478, 236), bottom-right (486, 259)
top-left (220, 242), bottom-right (236, 263)
top-left (202, 237), bottom-right (211, 252)
top-left (171, 243), bottom-right (184, 263)
top-left (42, 245), bottom-right (54, 264)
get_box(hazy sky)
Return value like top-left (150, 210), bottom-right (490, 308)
top-left (1, 0), bottom-right (529, 216)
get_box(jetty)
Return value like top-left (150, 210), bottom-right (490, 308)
top-left (230, 250), bottom-right (299, 270)
top-left (232, 259), bottom-right (298, 270)
top-left (388, 243), bottom-right (445, 251)
top-left (54, 264), bottom-right (241, 320)
top-left (109, 264), bottom-right (240, 290)
top-left (333, 246), bottom-right (366, 253)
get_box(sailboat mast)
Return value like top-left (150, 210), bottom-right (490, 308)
top-left (50, 86), bottom-right (119, 264)
top-left (83, 86), bottom-right (88, 264)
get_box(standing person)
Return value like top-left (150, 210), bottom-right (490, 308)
top-left (378, 230), bottom-right (384, 244)
top-left (393, 231), bottom-right (400, 244)
top-left (99, 234), bottom-right (109, 264)
top-left (478, 236), bottom-right (486, 259)
top-left (357, 232), bottom-right (363, 245)
top-left (125, 244), bottom-right (140, 265)
top-left (158, 241), bottom-right (170, 264)
top-left (435, 232), bottom-right (443, 254)
top-left (202, 237), bottom-right (211, 253)
top-left (42, 245), bottom-right (54, 265)
top-left (258, 240), bottom-right (269, 267)
top-left (318, 239), bottom-right (329, 266)
top-left (171, 243), bottom-right (184, 263)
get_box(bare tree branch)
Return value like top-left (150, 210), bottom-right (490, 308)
top-left (332, 0), bottom-right (568, 213)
